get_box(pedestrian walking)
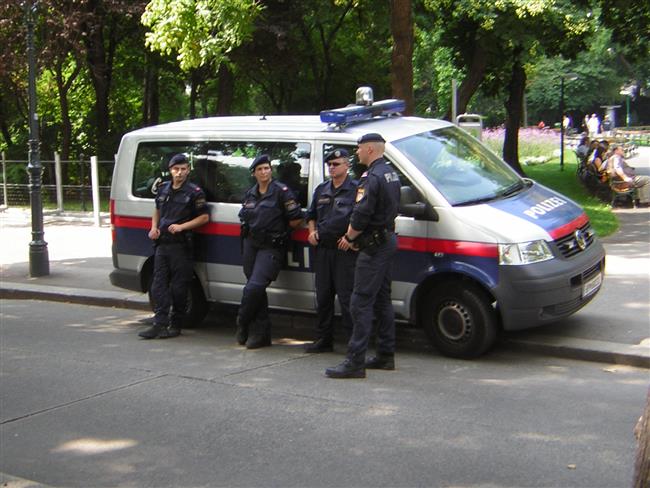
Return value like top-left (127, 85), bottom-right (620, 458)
top-left (237, 154), bottom-right (303, 349)
top-left (139, 154), bottom-right (210, 339)
top-left (304, 148), bottom-right (358, 353)
top-left (325, 133), bottom-right (401, 379)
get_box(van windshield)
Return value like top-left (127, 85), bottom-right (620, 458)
top-left (392, 126), bottom-right (523, 206)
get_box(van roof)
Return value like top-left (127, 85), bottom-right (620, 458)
top-left (126, 115), bottom-right (453, 143)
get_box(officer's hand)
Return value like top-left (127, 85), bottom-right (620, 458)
top-left (168, 223), bottom-right (181, 234)
top-left (338, 236), bottom-right (351, 251)
top-left (308, 231), bottom-right (319, 246)
top-left (149, 228), bottom-right (160, 240)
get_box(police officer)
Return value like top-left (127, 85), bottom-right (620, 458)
top-left (304, 148), bottom-right (358, 353)
top-left (325, 133), bottom-right (401, 378)
top-left (237, 154), bottom-right (303, 349)
top-left (139, 153), bottom-right (210, 339)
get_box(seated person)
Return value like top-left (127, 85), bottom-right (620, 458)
top-left (575, 135), bottom-right (590, 161)
top-left (608, 145), bottom-right (650, 206)
top-left (588, 143), bottom-right (609, 182)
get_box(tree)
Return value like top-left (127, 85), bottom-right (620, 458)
top-left (141, 0), bottom-right (263, 116)
top-left (390, 0), bottom-right (414, 114)
top-left (421, 0), bottom-right (592, 173)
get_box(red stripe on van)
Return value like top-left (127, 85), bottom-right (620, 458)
top-left (398, 236), bottom-right (498, 258)
top-left (113, 215), bottom-right (150, 229)
top-left (113, 214), bottom-right (497, 258)
top-left (547, 213), bottom-right (589, 240)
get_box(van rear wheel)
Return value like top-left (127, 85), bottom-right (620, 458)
top-left (147, 277), bottom-right (209, 328)
top-left (422, 282), bottom-right (497, 358)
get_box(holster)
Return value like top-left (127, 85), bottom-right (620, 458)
top-left (356, 229), bottom-right (387, 255)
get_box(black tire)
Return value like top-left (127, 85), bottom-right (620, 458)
top-left (147, 277), bottom-right (209, 328)
top-left (422, 281), bottom-right (497, 358)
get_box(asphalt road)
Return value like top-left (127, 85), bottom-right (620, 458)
top-left (1, 299), bottom-right (648, 488)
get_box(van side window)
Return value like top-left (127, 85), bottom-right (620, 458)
top-left (195, 141), bottom-right (311, 206)
top-left (131, 141), bottom-right (311, 207)
top-left (132, 142), bottom-right (206, 198)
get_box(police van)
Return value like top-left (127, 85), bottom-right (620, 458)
top-left (109, 88), bottom-right (605, 358)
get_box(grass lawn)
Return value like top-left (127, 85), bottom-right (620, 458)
top-left (522, 154), bottom-right (618, 238)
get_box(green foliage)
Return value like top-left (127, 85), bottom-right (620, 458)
top-left (142, 0), bottom-right (263, 71)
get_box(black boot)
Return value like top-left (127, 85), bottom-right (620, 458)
top-left (245, 319), bottom-right (271, 349)
top-left (365, 353), bottom-right (395, 370)
top-left (235, 317), bottom-right (248, 345)
top-left (138, 324), bottom-right (164, 339)
top-left (305, 338), bottom-right (334, 353)
top-left (245, 334), bottom-right (271, 349)
top-left (325, 358), bottom-right (366, 379)
top-left (159, 325), bottom-right (181, 339)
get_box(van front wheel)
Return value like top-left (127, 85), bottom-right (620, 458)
top-left (422, 282), bottom-right (497, 358)
top-left (147, 277), bottom-right (209, 328)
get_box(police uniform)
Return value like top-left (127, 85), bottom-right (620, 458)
top-left (237, 155), bottom-right (303, 349)
top-left (140, 154), bottom-right (209, 339)
top-left (305, 149), bottom-right (358, 352)
top-left (326, 133), bottom-right (401, 378)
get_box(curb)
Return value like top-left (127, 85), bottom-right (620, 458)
top-left (0, 282), bottom-right (149, 312)
top-left (502, 334), bottom-right (650, 369)
top-left (2, 283), bottom-right (648, 369)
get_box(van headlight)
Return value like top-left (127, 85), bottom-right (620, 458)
top-left (499, 240), bottom-right (553, 265)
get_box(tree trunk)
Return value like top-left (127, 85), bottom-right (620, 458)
top-left (189, 70), bottom-right (198, 119)
top-left (503, 54), bottom-right (526, 175)
top-left (143, 51), bottom-right (160, 126)
top-left (83, 4), bottom-right (117, 159)
top-left (389, 0), bottom-right (414, 115)
top-left (444, 42), bottom-right (487, 121)
top-left (54, 59), bottom-right (81, 161)
top-left (0, 95), bottom-right (13, 146)
top-left (634, 388), bottom-right (650, 488)
top-left (216, 64), bottom-right (234, 116)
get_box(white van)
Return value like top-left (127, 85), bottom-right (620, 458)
top-left (109, 92), bottom-right (605, 358)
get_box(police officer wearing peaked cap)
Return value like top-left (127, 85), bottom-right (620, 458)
top-left (304, 148), bottom-right (358, 353)
top-left (138, 153), bottom-right (210, 339)
top-left (237, 154), bottom-right (304, 349)
top-left (326, 132), bottom-right (401, 378)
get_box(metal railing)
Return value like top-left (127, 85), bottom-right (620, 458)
top-left (1, 152), bottom-right (114, 226)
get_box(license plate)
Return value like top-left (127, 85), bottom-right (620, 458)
top-left (582, 272), bottom-right (602, 298)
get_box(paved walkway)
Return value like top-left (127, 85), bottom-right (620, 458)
top-left (1, 148), bottom-right (649, 367)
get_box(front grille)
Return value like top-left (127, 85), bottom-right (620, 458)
top-left (554, 222), bottom-right (596, 258)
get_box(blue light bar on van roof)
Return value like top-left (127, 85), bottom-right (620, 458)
top-left (320, 99), bottom-right (406, 125)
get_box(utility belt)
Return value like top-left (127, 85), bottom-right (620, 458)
top-left (317, 235), bottom-right (341, 250)
top-left (241, 224), bottom-right (289, 250)
top-left (157, 231), bottom-right (191, 246)
top-left (355, 228), bottom-right (389, 255)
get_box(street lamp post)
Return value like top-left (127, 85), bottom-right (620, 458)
top-left (25, 0), bottom-right (49, 277)
top-left (558, 73), bottom-right (578, 172)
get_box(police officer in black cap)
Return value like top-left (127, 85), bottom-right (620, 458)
top-left (139, 153), bottom-right (210, 339)
top-left (237, 154), bottom-right (303, 349)
top-left (304, 148), bottom-right (358, 353)
top-left (325, 133), bottom-right (401, 378)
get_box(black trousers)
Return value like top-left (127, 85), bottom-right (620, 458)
top-left (313, 246), bottom-right (357, 341)
top-left (151, 243), bottom-right (193, 327)
top-left (237, 238), bottom-right (282, 337)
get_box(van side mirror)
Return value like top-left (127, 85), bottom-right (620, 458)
top-left (399, 186), bottom-right (436, 220)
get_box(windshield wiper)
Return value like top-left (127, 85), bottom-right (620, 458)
top-left (499, 181), bottom-right (524, 198)
top-left (455, 196), bottom-right (498, 206)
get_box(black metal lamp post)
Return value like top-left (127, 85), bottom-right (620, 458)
top-left (558, 73), bottom-right (578, 172)
top-left (25, 0), bottom-right (49, 276)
